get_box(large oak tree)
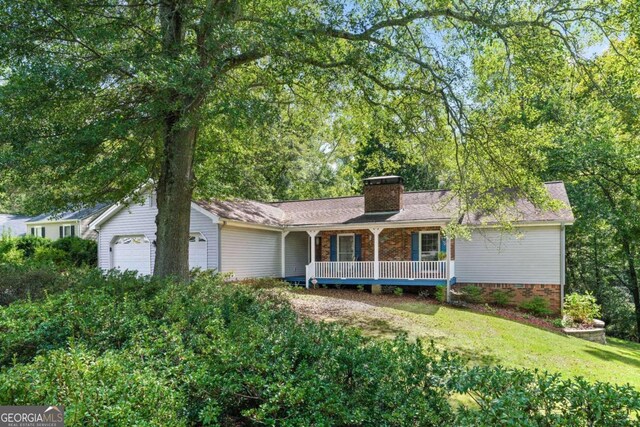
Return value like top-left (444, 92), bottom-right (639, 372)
top-left (0, 0), bottom-right (611, 278)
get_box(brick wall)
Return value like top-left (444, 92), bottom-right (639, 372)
top-left (363, 183), bottom-right (404, 212)
top-left (456, 283), bottom-right (562, 313)
top-left (318, 227), bottom-right (455, 261)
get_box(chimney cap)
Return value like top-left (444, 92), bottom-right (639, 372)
top-left (363, 175), bottom-right (404, 186)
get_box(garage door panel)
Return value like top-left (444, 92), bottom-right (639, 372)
top-left (112, 235), bottom-right (151, 275)
top-left (189, 233), bottom-right (208, 270)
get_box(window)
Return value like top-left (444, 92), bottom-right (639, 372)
top-left (189, 233), bottom-right (207, 243)
top-left (30, 226), bottom-right (45, 238)
top-left (60, 225), bottom-right (75, 238)
top-left (420, 232), bottom-right (439, 261)
top-left (114, 235), bottom-right (150, 245)
top-left (337, 234), bottom-right (355, 262)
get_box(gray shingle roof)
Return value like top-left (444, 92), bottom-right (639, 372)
top-left (196, 181), bottom-right (574, 228)
top-left (28, 203), bottom-right (111, 223)
top-left (0, 214), bottom-right (30, 236)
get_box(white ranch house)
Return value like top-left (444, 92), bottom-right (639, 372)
top-left (89, 177), bottom-right (573, 312)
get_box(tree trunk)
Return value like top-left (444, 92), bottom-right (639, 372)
top-left (154, 114), bottom-right (197, 279)
top-left (622, 238), bottom-right (640, 342)
top-left (153, 1), bottom-right (195, 279)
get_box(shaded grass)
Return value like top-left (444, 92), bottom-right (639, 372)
top-left (289, 291), bottom-right (640, 389)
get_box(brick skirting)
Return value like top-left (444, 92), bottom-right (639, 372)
top-left (456, 283), bottom-right (562, 313)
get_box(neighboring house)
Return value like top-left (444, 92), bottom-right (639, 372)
top-left (25, 204), bottom-right (110, 241)
top-left (0, 214), bottom-right (31, 237)
top-left (89, 177), bottom-right (573, 312)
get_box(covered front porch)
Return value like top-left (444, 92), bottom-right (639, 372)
top-left (281, 225), bottom-right (456, 298)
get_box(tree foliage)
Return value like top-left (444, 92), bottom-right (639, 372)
top-left (0, 0), bottom-right (617, 276)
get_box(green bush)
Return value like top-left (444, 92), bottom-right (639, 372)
top-left (0, 247), bottom-right (25, 264)
top-left (600, 286), bottom-right (638, 341)
top-left (520, 296), bottom-right (552, 317)
top-left (563, 292), bottom-right (601, 325)
top-left (491, 289), bottom-right (513, 307)
top-left (32, 246), bottom-right (71, 267)
top-left (51, 237), bottom-right (97, 267)
top-left (14, 235), bottom-right (50, 258)
top-left (0, 235), bottom-right (97, 269)
top-left (0, 269), bottom-right (638, 426)
top-left (461, 285), bottom-right (484, 304)
top-left (393, 286), bottom-right (403, 296)
top-left (0, 263), bottom-right (64, 306)
top-left (435, 285), bottom-right (446, 303)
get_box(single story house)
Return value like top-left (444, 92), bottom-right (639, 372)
top-left (25, 204), bottom-right (109, 240)
top-left (89, 177), bottom-right (573, 312)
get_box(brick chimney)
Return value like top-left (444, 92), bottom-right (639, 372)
top-left (363, 176), bottom-right (404, 213)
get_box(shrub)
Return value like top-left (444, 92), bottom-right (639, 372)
top-left (14, 235), bottom-right (50, 258)
top-left (563, 292), bottom-right (601, 325)
top-left (435, 285), bottom-right (447, 303)
top-left (461, 285), bottom-right (484, 304)
top-left (31, 246), bottom-right (71, 267)
top-left (0, 247), bottom-right (25, 264)
top-left (0, 264), bottom-right (63, 306)
top-left (0, 269), bottom-right (638, 426)
top-left (491, 289), bottom-right (513, 307)
top-left (51, 237), bottom-right (97, 267)
top-left (393, 286), bottom-right (403, 296)
top-left (520, 296), bottom-right (552, 317)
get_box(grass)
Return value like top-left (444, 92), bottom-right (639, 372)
top-left (287, 289), bottom-right (640, 389)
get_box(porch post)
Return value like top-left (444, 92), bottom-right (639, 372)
top-left (281, 231), bottom-right (290, 278)
top-left (370, 228), bottom-right (384, 280)
top-left (446, 234), bottom-right (452, 303)
top-left (306, 230), bottom-right (319, 289)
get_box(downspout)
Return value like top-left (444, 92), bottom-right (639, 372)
top-left (560, 223), bottom-right (566, 311)
top-left (218, 221), bottom-right (225, 273)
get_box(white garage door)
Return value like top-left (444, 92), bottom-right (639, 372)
top-left (112, 235), bottom-right (151, 275)
top-left (189, 232), bottom-right (208, 270)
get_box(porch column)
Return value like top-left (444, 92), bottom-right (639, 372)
top-left (306, 230), bottom-right (319, 289)
top-left (370, 228), bottom-right (384, 280)
top-left (446, 234), bottom-right (452, 303)
top-left (281, 231), bottom-right (290, 278)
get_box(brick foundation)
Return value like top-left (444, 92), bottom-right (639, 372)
top-left (456, 283), bottom-right (562, 313)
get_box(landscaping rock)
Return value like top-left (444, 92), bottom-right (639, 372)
top-left (563, 327), bottom-right (607, 345)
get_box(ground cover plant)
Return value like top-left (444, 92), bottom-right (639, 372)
top-left (0, 269), bottom-right (638, 426)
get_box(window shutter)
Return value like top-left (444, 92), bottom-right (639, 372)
top-left (440, 236), bottom-right (446, 254)
top-left (41, 227), bottom-right (45, 238)
top-left (31, 228), bottom-right (35, 236)
top-left (71, 225), bottom-right (75, 237)
top-left (354, 234), bottom-right (362, 261)
top-left (411, 232), bottom-right (419, 261)
top-left (329, 235), bottom-right (337, 261)
top-left (59, 226), bottom-right (63, 238)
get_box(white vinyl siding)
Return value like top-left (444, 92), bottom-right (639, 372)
top-left (97, 195), bottom-right (219, 273)
top-left (221, 226), bottom-right (281, 279)
top-left (455, 226), bottom-right (561, 284)
top-left (285, 231), bottom-right (309, 277)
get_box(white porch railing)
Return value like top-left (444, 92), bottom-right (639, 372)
top-left (308, 260), bottom-right (455, 281)
top-left (314, 261), bottom-right (375, 279)
top-left (379, 261), bottom-right (449, 280)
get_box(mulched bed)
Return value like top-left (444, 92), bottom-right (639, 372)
top-left (301, 286), bottom-right (564, 332)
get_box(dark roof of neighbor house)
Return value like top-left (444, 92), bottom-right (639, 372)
top-left (28, 203), bottom-right (111, 223)
top-left (196, 181), bottom-right (574, 228)
top-left (0, 214), bottom-right (30, 236)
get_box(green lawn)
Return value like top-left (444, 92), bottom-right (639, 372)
top-left (287, 289), bottom-right (640, 389)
